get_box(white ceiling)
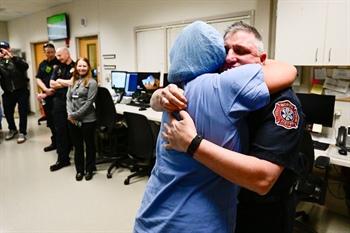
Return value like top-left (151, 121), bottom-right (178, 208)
top-left (0, 0), bottom-right (74, 22)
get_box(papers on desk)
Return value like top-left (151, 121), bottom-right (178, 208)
top-left (313, 68), bottom-right (350, 98)
top-left (323, 77), bottom-right (349, 93)
top-left (314, 68), bottom-right (327, 80)
top-left (314, 68), bottom-right (350, 80)
top-left (332, 68), bottom-right (350, 80)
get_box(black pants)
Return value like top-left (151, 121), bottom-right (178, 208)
top-left (68, 121), bottom-right (96, 173)
top-left (235, 191), bottom-right (296, 233)
top-left (2, 88), bottom-right (29, 134)
top-left (43, 96), bottom-right (56, 145)
top-left (52, 96), bottom-right (71, 162)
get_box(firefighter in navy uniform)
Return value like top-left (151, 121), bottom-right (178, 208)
top-left (49, 47), bottom-right (75, 171)
top-left (36, 43), bottom-right (60, 152)
top-left (236, 87), bottom-right (306, 233)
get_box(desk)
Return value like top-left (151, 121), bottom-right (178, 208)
top-left (315, 145), bottom-right (350, 168)
top-left (115, 103), bottom-right (162, 122)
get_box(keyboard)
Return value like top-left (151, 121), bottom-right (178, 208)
top-left (312, 140), bottom-right (330, 151)
top-left (127, 101), bottom-right (150, 108)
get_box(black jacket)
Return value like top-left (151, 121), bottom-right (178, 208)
top-left (0, 56), bottom-right (29, 91)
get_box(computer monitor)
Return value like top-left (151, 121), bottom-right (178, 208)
top-left (125, 72), bottom-right (138, 96)
top-left (111, 70), bottom-right (127, 92)
top-left (136, 72), bottom-right (161, 93)
top-left (162, 73), bottom-right (170, 87)
top-left (296, 93), bottom-right (336, 128)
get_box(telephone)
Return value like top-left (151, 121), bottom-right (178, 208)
top-left (336, 126), bottom-right (347, 155)
top-left (337, 126), bottom-right (347, 147)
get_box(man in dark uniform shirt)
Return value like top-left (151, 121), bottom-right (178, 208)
top-left (36, 43), bottom-right (60, 152)
top-left (235, 87), bottom-right (305, 233)
top-left (49, 47), bottom-right (75, 171)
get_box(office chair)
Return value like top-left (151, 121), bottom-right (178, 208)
top-left (94, 87), bottom-right (128, 174)
top-left (122, 111), bottom-right (156, 185)
top-left (294, 130), bottom-right (331, 233)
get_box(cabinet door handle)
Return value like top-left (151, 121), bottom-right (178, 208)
top-left (328, 48), bottom-right (332, 62)
top-left (315, 48), bottom-right (318, 62)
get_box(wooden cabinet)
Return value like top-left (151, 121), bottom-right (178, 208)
top-left (275, 0), bottom-right (349, 66)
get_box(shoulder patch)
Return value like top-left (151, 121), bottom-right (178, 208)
top-left (272, 100), bottom-right (299, 129)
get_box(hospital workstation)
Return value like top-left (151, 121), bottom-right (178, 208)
top-left (1, 0), bottom-right (350, 232)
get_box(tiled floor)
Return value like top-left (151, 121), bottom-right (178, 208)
top-left (1, 112), bottom-right (349, 232)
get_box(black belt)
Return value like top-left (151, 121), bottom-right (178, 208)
top-left (239, 186), bottom-right (295, 205)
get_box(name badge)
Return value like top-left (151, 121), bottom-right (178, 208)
top-left (72, 92), bottom-right (79, 98)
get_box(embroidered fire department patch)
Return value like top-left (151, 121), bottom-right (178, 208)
top-left (273, 100), bottom-right (299, 129)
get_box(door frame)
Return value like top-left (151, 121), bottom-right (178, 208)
top-left (77, 36), bottom-right (100, 84)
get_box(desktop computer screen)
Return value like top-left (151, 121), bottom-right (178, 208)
top-left (125, 72), bottom-right (138, 96)
top-left (296, 93), bottom-right (335, 128)
top-left (136, 72), bottom-right (161, 93)
top-left (162, 73), bottom-right (170, 88)
top-left (111, 70), bottom-right (127, 92)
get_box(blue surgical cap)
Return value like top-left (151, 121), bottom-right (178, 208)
top-left (168, 21), bottom-right (226, 83)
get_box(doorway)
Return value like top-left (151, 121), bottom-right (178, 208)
top-left (33, 42), bottom-right (49, 113)
top-left (78, 36), bottom-right (100, 84)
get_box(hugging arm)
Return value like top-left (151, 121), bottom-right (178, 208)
top-left (151, 60), bottom-right (296, 112)
top-left (163, 110), bottom-right (283, 195)
top-left (261, 59), bottom-right (296, 94)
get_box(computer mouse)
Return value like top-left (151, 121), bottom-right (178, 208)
top-left (338, 148), bottom-right (347, 155)
top-left (139, 107), bottom-right (147, 111)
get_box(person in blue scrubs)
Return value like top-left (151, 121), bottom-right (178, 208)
top-left (133, 21), bottom-right (297, 232)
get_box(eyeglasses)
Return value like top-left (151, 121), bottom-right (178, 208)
top-left (43, 43), bottom-right (54, 49)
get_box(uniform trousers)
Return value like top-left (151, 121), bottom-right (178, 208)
top-left (43, 96), bottom-right (57, 146)
top-left (52, 96), bottom-right (71, 162)
top-left (236, 190), bottom-right (296, 233)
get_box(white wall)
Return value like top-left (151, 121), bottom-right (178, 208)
top-left (0, 21), bottom-right (9, 42)
top-left (6, 0), bottom-right (271, 113)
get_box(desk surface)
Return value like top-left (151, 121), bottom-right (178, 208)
top-left (315, 145), bottom-right (350, 168)
top-left (115, 103), bottom-right (162, 122)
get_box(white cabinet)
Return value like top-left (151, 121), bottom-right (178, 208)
top-left (275, 0), bottom-right (349, 66)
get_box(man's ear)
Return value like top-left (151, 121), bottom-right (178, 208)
top-left (260, 53), bottom-right (267, 65)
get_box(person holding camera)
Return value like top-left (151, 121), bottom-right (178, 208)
top-left (0, 41), bottom-right (29, 144)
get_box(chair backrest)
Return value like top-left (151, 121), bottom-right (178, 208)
top-left (123, 111), bottom-right (155, 163)
top-left (295, 129), bottom-right (330, 205)
top-left (95, 87), bottom-right (117, 134)
top-left (298, 130), bottom-right (315, 185)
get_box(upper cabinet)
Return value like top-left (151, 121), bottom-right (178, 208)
top-left (275, 0), bottom-right (349, 66)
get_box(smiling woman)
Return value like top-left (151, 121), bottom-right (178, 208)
top-left (67, 57), bottom-right (98, 181)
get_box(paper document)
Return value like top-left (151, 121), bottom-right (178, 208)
top-left (323, 77), bottom-right (349, 93)
top-left (325, 88), bottom-right (350, 98)
top-left (332, 68), bottom-right (350, 80)
top-left (314, 68), bottom-right (327, 80)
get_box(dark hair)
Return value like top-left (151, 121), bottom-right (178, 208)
top-left (43, 43), bottom-right (55, 49)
